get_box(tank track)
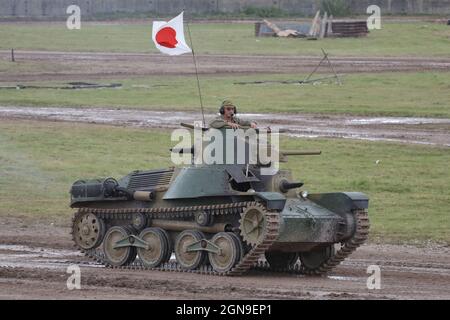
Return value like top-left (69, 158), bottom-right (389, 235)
top-left (255, 208), bottom-right (370, 276)
top-left (71, 201), bottom-right (280, 276)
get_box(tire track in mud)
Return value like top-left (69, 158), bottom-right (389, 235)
top-left (2, 244), bottom-right (449, 274)
top-left (1, 106), bottom-right (449, 146)
top-left (1, 50), bottom-right (450, 81)
top-left (1, 242), bottom-right (449, 299)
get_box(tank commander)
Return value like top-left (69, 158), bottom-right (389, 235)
top-left (209, 100), bottom-right (257, 129)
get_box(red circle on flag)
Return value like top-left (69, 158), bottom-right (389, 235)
top-left (156, 27), bottom-right (178, 48)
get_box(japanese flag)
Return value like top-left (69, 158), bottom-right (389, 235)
top-left (152, 12), bottom-right (192, 56)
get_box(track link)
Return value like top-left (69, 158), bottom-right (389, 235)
top-left (255, 208), bottom-right (370, 276)
top-left (71, 201), bottom-right (280, 276)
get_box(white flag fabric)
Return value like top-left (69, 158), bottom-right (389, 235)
top-left (152, 12), bottom-right (192, 56)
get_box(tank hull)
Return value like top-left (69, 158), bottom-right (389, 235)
top-left (69, 165), bottom-right (369, 275)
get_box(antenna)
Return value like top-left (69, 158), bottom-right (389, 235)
top-left (185, 13), bottom-right (206, 127)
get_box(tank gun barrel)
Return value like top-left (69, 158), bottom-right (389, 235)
top-left (180, 123), bottom-right (209, 131)
top-left (279, 181), bottom-right (304, 193)
top-left (181, 123), bottom-right (287, 134)
top-left (237, 126), bottom-right (287, 133)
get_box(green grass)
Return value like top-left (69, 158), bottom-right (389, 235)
top-left (1, 119), bottom-right (449, 243)
top-left (0, 22), bottom-right (449, 56)
top-left (1, 72), bottom-right (449, 118)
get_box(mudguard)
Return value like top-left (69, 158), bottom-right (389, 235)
top-left (253, 192), bottom-right (286, 210)
top-left (308, 192), bottom-right (369, 216)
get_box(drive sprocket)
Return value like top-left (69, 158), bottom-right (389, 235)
top-left (239, 204), bottom-right (268, 246)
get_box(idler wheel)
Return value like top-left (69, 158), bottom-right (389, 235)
top-left (72, 212), bottom-right (105, 250)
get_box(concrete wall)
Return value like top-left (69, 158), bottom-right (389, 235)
top-left (0, 0), bottom-right (449, 17)
top-left (349, 0), bottom-right (450, 14)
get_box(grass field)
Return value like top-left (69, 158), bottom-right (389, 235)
top-left (1, 119), bottom-right (449, 243)
top-left (1, 19), bottom-right (449, 246)
top-left (1, 72), bottom-right (449, 118)
top-left (1, 22), bottom-right (450, 57)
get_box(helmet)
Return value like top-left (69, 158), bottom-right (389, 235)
top-left (219, 100), bottom-right (237, 115)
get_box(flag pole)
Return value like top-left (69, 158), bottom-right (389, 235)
top-left (185, 15), bottom-right (206, 127)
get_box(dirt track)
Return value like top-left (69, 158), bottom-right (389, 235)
top-left (1, 106), bottom-right (449, 146)
top-left (1, 21), bottom-right (450, 300)
top-left (0, 217), bottom-right (449, 300)
top-left (1, 50), bottom-right (450, 82)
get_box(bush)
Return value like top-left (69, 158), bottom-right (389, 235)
top-left (320, 0), bottom-right (351, 17)
top-left (241, 6), bottom-right (287, 18)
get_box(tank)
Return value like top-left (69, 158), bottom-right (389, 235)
top-left (70, 124), bottom-right (370, 276)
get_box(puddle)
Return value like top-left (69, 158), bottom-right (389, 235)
top-left (343, 260), bottom-right (450, 275)
top-left (0, 244), bottom-right (100, 270)
top-left (0, 244), bottom-right (80, 257)
top-left (347, 117), bottom-right (450, 125)
top-left (327, 276), bottom-right (361, 281)
top-left (0, 83), bottom-right (122, 90)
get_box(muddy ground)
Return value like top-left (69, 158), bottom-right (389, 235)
top-left (1, 50), bottom-right (450, 82)
top-left (1, 34), bottom-right (449, 300)
top-left (0, 216), bottom-right (449, 300)
top-left (1, 106), bottom-right (449, 147)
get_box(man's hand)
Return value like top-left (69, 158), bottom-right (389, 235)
top-left (227, 122), bottom-right (240, 129)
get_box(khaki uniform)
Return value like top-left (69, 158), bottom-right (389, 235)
top-left (209, 115), bottom-right (252, 129)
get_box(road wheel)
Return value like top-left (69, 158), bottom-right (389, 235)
top-left (137, 227), bottom-right (170, 268)
top-left (208, 232), bottom-right (242, 273)
top-left (103, 226), bottom-right (136, 267)
top-left (174, 230), bottom-right (206, 270)
top-left (299, 245), bottom-right (335, 271)
top-left (265, 251), bottom-right (299, 270)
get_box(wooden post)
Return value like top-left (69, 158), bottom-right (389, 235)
top-left (11, 48), bottom-right (15, 62)
top-left (315, 17), bottom-right (321, 37)
top-left (263, 19), bottom-right (282, 34)
top-left (309, 10), bottom-right (320, 37)
top-left (320, 12), bottom-right (328, 39)
top-left (327, 15), bottom-right (334, 35)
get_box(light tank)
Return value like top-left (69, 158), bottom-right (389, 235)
top-left (70, 124), bottom-right (369, 275)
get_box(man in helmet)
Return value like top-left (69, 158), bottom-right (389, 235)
top-left (209, 100), bottom-right (257, 129)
